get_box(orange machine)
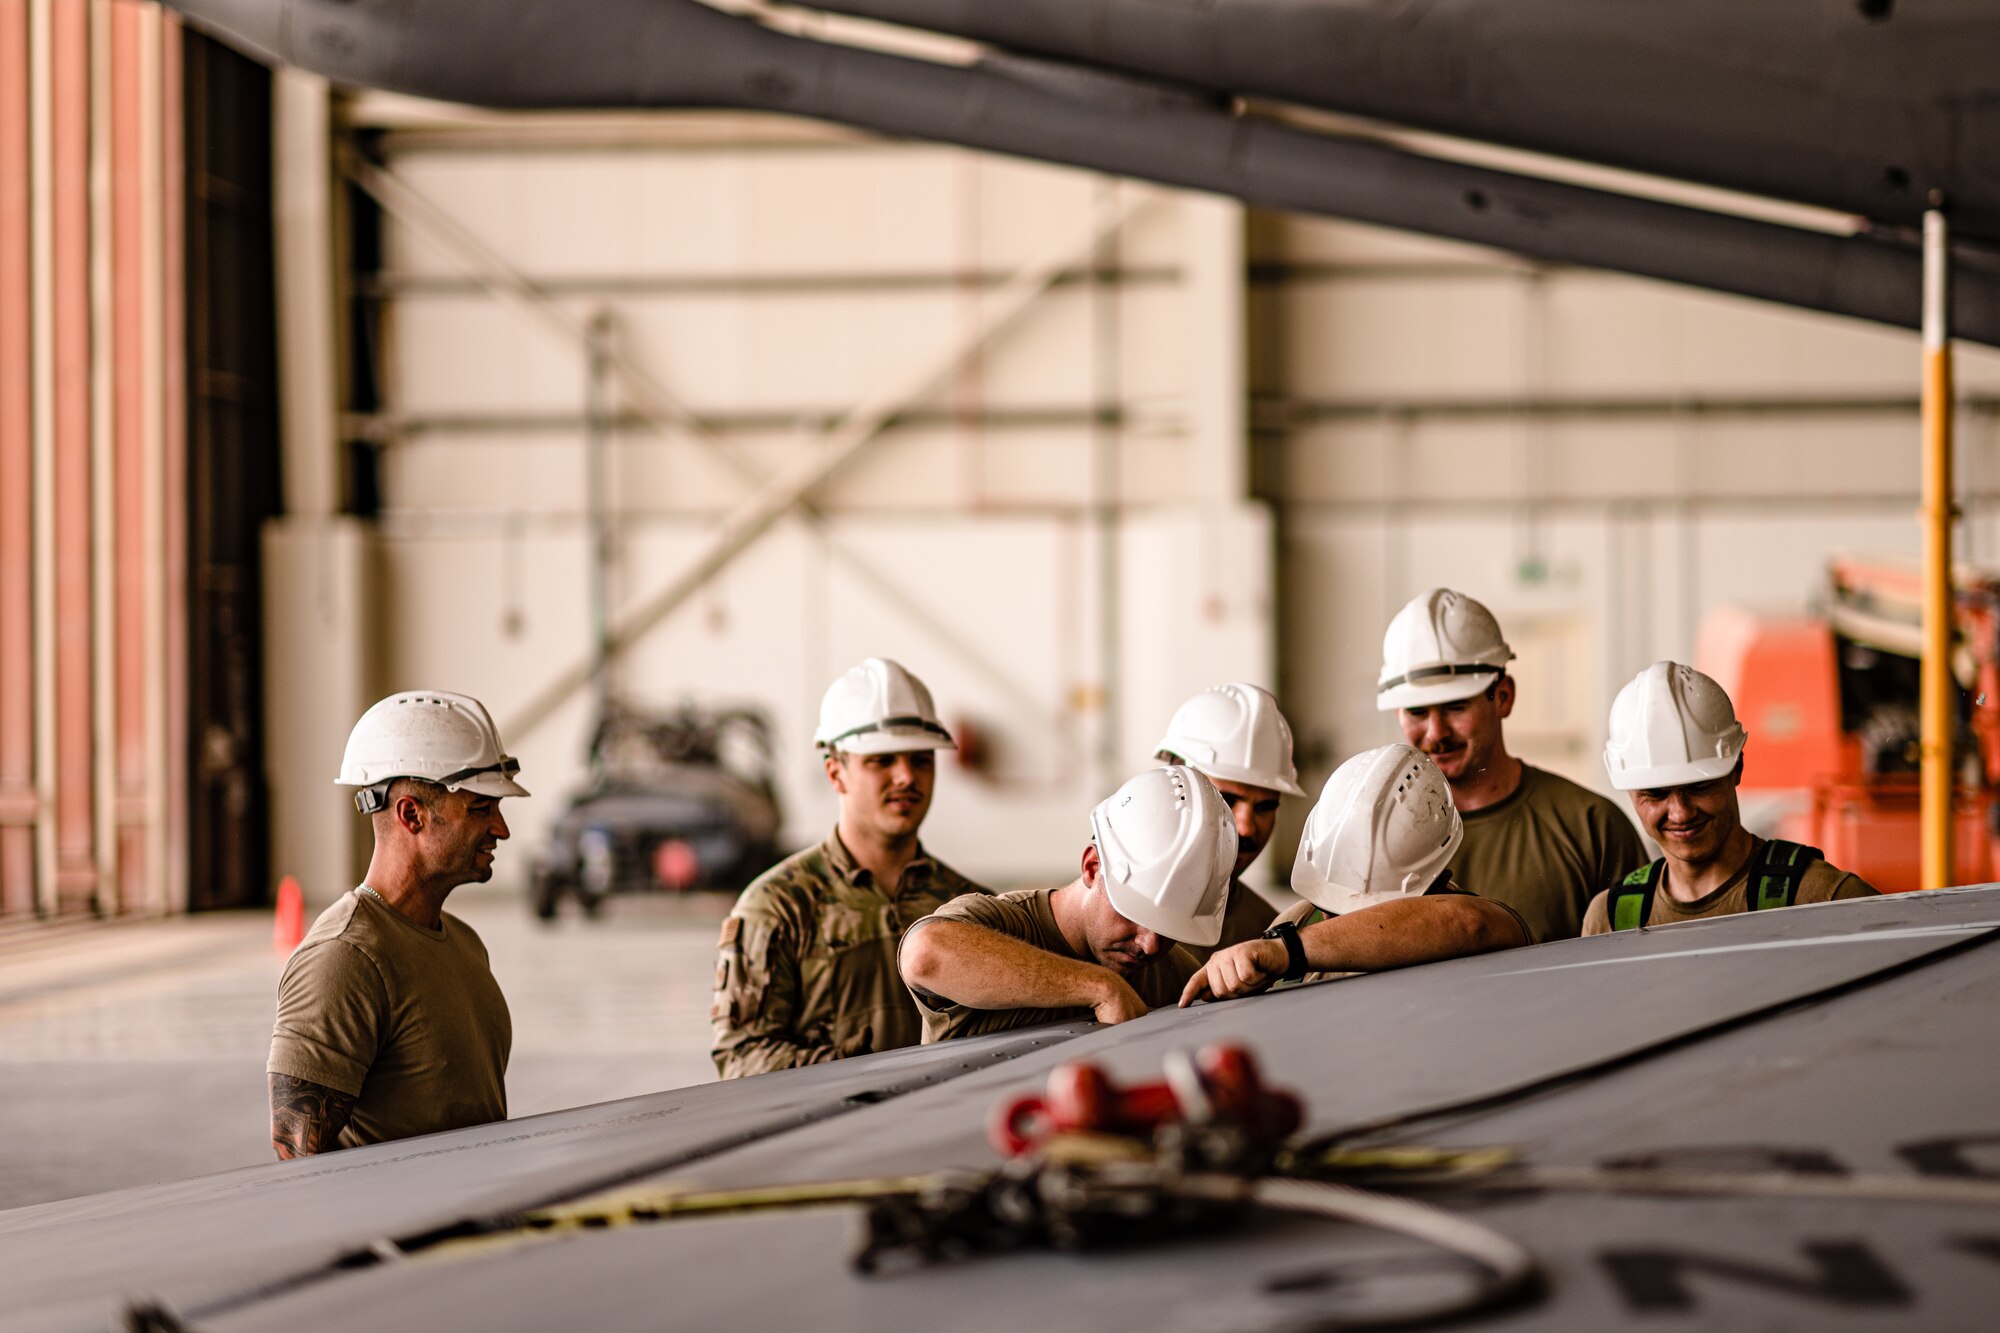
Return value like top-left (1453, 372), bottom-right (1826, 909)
top-left (1697, 555), bottom-right (2000, 892)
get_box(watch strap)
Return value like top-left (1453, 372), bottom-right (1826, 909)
top-left (1262, 919), bottom-right (1309, 982)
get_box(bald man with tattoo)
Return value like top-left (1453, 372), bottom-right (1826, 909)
top-left (267, 691), bottom-right (526, 1158)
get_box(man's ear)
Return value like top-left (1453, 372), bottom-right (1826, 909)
top-left (1080, 841), bottom-right (1101, 888)
top-left (1492, 674), bottom-right (1517, 720)
top-left (823, 750), bottom-right (847, 795)
top-left (393, 794), bottom-right (426, 836)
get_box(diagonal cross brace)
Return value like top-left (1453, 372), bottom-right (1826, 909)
top-left (341, 146), bottom-right (1150, 744)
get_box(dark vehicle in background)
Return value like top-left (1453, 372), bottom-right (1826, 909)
top-left (531, 703), bottom-right (783, 919)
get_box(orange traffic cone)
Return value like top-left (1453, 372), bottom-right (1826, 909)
top-left (273, 876), bottom-right (307, 954)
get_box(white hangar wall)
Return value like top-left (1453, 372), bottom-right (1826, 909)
top-left (267, 92), bottom-right (1275, 901)
top-left (262, 85), bottom-right (2000, 902)
top-left (1256, 213), bottom-right (2000, 819)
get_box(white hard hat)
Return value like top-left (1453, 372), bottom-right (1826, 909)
top-left (1088, 765), bottom-right (1235, 947)
top-left (336, 691), bottom-right (529, 812)
top-left (1376, 589), bottom-right (1516, 712)
top-left (813, 657), bottom-right (955, 754)
top-left (1153, 682), bottom-right (1308, 797)
top-left (1291, 744), bottom-right (1462, 916)
top-left (1603, 661), bottom-right (1748, 791)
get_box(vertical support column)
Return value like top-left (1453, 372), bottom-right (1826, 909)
top-left (1182, 194), bottom-right (1249, 503)
top-left (29, 0), bottom-right (55, 915)
top-left (0, 0), bottom-right (34, 916)
top-left (89, 0), bottom-right (118, 916)
top-left (110, 0), bottom-right (152, 914)
top-left (48, 0), bottom-right (95, 914)
top-left (1920, 205), bottom-right (1956, 891)
top-left (159, 9), bottom-right (187, 914)
top-left (266, 67), bottom-right (369, 907)
top-left (1086, 177), bottom-right (1123, 799)
top-left (274, 68), bottom-right (338, 520)
top-left (585, 309), bottom-right (616, 719)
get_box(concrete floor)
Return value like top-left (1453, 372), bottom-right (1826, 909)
top-left (0, 889), bottom-right (730, 1210)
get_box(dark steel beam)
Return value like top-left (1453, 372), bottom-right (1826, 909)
top-left (794, 0), bottom-right (2000, 244)
top-left (161, 0), bottom-right (2000, 345)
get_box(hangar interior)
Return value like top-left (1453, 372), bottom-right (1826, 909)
top-left (5, 4), bottom-right (2000, 920)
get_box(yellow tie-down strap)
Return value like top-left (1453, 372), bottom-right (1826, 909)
top-left (406, 1174), bottom-right (948, 1264)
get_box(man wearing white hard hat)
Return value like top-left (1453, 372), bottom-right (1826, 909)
top-left (1152, 682), bottom-right (1307, 963)
top-left (1181, 744), bottom-right (1529, 1003)
top-left (711, 658), bottom-right (988, 1078)
top-left (1379, 588), bottom-right (1644, 942)
top-left (1583, 662), bottom-right (1876, 933)
top-left (899, 765), bottom-right (1234, 1040)
top-left (267, 691), bottom-right (528, 1157)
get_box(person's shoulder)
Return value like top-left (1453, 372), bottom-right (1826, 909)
top-left (733, 843), bottom-right (837, 915)
top-left (1800, 855), bottom-right (1880, 901)
top-left (934, 885), bottom-right (1041, 926)
top-left (293, 892), bottom-right (387, 960)
top-left (922, 853), bottom-right (991, 898)
top-left (441, 910), bottom-right (488, 956)
top-left (282, 908), bottom-right (389, 996)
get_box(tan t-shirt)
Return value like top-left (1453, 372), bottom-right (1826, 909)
top-left (268, 889), bottom-right (511, 1149)
top-left (1184, 877), bottom-right (1280, 966)
top-left (1580, 845), bottom-right (1878, 934)
top-left (1452, 764), bottom-right (1647, 944)
top-left (903, 887), bottom-right (1200, 1043)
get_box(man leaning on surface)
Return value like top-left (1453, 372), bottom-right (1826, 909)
top-left (899, 765), bottom-right (1235, 1042)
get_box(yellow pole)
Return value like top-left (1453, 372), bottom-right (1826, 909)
top-left (1920, 204), bottom-right (1955, 890)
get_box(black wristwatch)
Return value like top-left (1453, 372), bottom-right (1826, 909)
top-left (1261, 919), bottom-right (1309, 982)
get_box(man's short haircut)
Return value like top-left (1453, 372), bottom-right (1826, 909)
top-left (1154, 748), bottom-right (1183, 765)
top-left (383, 776), bottom-right (447, 814)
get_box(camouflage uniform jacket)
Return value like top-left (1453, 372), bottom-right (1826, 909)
top-left (710, 830), bottom-right (988, 1079)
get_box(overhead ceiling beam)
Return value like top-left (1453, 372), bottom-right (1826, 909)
top-left (165, 0), bottom-right (2000, 346)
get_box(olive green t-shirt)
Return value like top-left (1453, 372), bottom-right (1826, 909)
top-left (903, 887), bottom-right (1199, 1043)
top-left (1580, 845), bottom-right (1879, 934)
top-left (1184, 877), bottom-right (1280, 966)
top-left (268, 889), bottom-right (511, 1150)
top-left (1452, 763), bottom-right (1647, 944)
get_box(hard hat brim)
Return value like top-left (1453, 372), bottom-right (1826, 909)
top-left (1376, 670), bottom-right (1501, 712)
top-left (1103, 873), bottom-right (1223, 947)
top-left (453, 770), bottom-right (530, 799)
top-left (823, 726), bottom-right (956, 756)
top-left (1604, 751), bottom-right (1740, 792)
top-left (1152, 736), bottom-right (1307, 798)
top-left (1291, 875), bottom-right (1373, 917)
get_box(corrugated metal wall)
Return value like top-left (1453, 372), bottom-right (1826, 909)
top-left (0, 0), bottom-right (185, 920)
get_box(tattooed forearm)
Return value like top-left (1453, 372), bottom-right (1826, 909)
top-left (269, 1073), bottom-right (358, 1160)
